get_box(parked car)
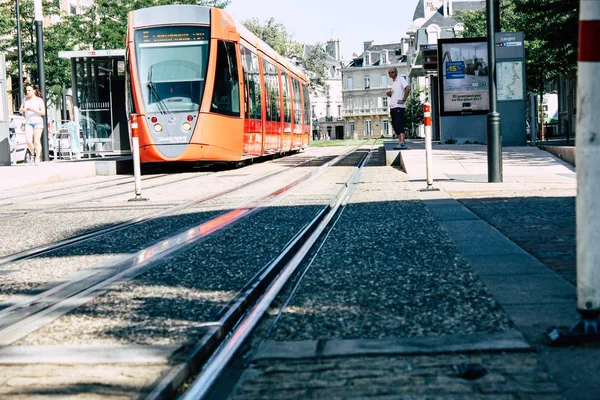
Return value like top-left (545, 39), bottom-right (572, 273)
top-left (8, 115), bottom-right (32, 164)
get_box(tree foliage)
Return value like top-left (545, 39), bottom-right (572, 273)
top-left (404, 85), bottom-right (425, 138)
top-left (453, 0), bottom-right (578, 94)
top-left (0, 0), bottom-right (229, 108)
top-left (302, 43), bottom-right (328, 94)
top-left (242, 17), bottom-right (302, 58)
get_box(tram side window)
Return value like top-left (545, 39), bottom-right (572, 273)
top-left (281, 71), bottom-right (291, 123)
top-left (302, 84), bottom-right (311, 126)
top-left (211, 41), bottom-right (240, 117)
top-left (292, 78), bottom-right (302, 125)
top-left (263, 60), bottom-right (281, 123)
top-left (241, 46), bottom-right (262, 120)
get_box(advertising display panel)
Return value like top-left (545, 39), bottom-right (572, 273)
top-left (438, 38), bottom-right (489, 115)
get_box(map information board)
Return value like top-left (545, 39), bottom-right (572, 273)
top-left (497, 61), bottom-right (524, 101)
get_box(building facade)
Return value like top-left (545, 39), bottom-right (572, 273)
top-left (311, 40), bottom-right (344, 140)
top-left (342, 41), bottom-right (410, 139)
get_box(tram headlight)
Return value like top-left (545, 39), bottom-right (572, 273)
top-left (182, 122), bottom-right (192, 131)
top-left (154, 123), bottom-right (163, 132)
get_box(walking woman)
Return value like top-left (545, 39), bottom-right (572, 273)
top-left (19, 85), bottom-right (46, 164)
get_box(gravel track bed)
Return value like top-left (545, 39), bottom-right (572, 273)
top-left (0, 175), bottom-right (133, 202)
top-left (16, 204), bottom-right (326, 346)
top-left (266, 151), bottom-right (513, 341)
top-left (0, 202), bottom-right (179, 258)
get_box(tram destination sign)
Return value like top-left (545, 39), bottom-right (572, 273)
top-left (140, 26), bottom-right (210, 44)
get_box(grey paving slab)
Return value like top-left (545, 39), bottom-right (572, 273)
top-left (253, 331), bottom-right (530, 361)
top-left (253, 340), bottom-right (318, 360)
top-left (438, 219), bottom-right (526, 256)
top-left (464, 253), bottom-right (556, 276)
top-left (480, 274), bottom-right (575, 306)
top-left (425, 204), bottom-right (480, 221)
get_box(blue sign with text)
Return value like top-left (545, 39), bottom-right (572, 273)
top-left (446, 61), bottom-right (465, 79)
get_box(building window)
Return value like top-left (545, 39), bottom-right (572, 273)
top-left (326, 104), bottom-right (331, 118)
top-left (364, 120), bottom-right (373, 136)
top-left (70, 4), bottom-right (77, 14)
top-left (364, 76), bottom-right (370, 89)
top-left (364, 53), bottom-right (370, 66)
top-left (347, 77), bottom-right (353, 90)
top-left (381, 74), bottom-right (387, 88)
top-left (337, 105), bottom-right (341, 117)
top-left (383, 119), bottom-right (390, 136)
top-left (382, 97), bottom-right (388, 108)
top-left (381, 52), bottom-right (387, 65)
top-left (349, 121), bottom-right (355, 136)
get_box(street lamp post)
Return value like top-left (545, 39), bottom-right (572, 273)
top-left (34, 0), bottom-right (49, 161)
top-left (486, 0), bottom-right (503, 182)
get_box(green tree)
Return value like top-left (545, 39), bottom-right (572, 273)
top-left (404, 85), bottom-right (425, 138)
top-left (302, 42), bottom-right (328, 94)
top-left (242, 18), bottom-right (328, 95)
top-left (242, 17), bottom-right (302, 58)
top-left (453, 0), bottom-right (578, 138)
top-left (0, 0), bottom-right (229, 108)
top-left (453, 0), bottom-right (578, 93)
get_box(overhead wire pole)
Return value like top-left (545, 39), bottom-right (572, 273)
top-left (33, 0), bottom-right (49, 161)
top-left (486, 0), bottom-right (503, 182)
top-left (16, 0), bottom-right (24, 107)
top-left (546, 0), bottom-right (600, 344)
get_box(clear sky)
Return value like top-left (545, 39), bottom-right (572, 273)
top-left (224, 0), bottom-right (420, 61)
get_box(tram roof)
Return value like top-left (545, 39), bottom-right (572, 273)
top-left (233, 19), bottom-right (306, 80)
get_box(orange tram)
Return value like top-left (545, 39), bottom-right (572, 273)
top-left (126, 5), bottom-right (311, 165)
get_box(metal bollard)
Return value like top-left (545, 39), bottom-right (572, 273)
top-left (129, 115), bottom-right (148, 202)
top-left (420, 102), bottom-right (439, 192)
top-left (545, 0), bottom-right (600, 344)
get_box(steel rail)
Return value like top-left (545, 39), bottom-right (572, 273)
top-left (173, 145), bottom-right (376, 400)
top-left (0, 147), bottom-right (360, 346)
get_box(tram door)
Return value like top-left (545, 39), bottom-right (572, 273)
top-left (110, 74), bottom-right (130, 153)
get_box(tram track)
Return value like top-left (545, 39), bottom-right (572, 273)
top-left (0, 173), bottom-right (171, 207)
top-left (163, 143), bottom-right (376, 400)
top-left (0, 142), bottom-right (381, 399)
top-left (0, 149), bottom-right (350, 267)
top-left (0, 173), bottom-right (211, 222)
top-left (0, 145), bottom-right (370, 346)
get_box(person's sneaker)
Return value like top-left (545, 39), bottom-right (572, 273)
top-left (393, 146), bottom-right (402, 150)
top-left (399, 143), bottom-right (408, 149)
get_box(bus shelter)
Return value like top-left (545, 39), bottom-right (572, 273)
top-left (58, 49), bottom-right (130, 155)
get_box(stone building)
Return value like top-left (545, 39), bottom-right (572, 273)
top-left (341, 41), bottom-right (410, 139)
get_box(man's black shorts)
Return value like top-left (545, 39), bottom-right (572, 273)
top-left (390, 107), bottom-right (405, 135)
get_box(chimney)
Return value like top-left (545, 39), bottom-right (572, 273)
top-left (363, 40), bottom-right (373, 51)
top-left (326, 40), bottom-right (341, 61)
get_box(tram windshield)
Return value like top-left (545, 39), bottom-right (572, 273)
top-left (134, 26), bottom-right (210, 114)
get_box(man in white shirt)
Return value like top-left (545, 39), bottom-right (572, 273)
top-left (386, 67), bottom-right (410, 149)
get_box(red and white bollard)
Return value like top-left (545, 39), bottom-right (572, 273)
top-left (129, 114), bottom-right (148, 201)
top-left (422, 102), bottom-right (437, 191)
top-left (546, 0), bottom-right (600, 343)
top-left (576, 0), bottom-right (600, 316)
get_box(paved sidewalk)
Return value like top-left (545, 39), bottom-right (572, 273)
top-left (397, 140), bottom-right (598, 400)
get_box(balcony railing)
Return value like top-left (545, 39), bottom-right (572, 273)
top-left (341, 107), bottom-right (390, 117)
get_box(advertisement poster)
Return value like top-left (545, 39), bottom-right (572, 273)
top-left (439, 39), bottom-right (489, 115)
